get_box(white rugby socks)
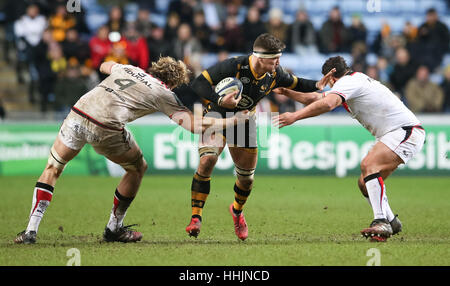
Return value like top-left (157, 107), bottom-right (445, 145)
top-left (106, 189), bottom-right (134, 231)
top-left (364, 173), bottom-right (394, 221)
top-left (26, 182), bottom-right (54, 233)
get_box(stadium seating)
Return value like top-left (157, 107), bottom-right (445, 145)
top-left (26, 0), bottom-right (450, 97)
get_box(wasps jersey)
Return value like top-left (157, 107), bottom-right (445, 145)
top-left (190, 55), bottom-right (319, 116)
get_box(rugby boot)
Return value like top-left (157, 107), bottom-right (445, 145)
top-left (186, 217), bottom-right (202, 238)
top-left (103, 224), bottom-right (142, 243)
top-left (229, 204), bottom-right (248, 241)
top-left (361, 219), bottom-right (393, 242)
top-left (390, 214), bottom-right (403, 236)
top-left (14, 230), bottom-right (37, 244)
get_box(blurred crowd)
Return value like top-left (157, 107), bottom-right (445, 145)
top-left (0, 0), bottom-right (449, 117)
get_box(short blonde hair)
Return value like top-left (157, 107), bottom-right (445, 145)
top-left (148, 56), bottom-right (190, 89)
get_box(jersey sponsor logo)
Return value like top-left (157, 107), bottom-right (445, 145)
top-left (237, 94), bottom-right (254, 109)
top-left (240, 77), bottom-right (250, 84)
top-left (99, 84), bottom-right (126, 102)
top-left (123, 67), bottom-right (152, 89)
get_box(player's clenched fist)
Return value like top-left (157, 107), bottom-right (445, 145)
top-left (218, 90), bottom-right (241, 109)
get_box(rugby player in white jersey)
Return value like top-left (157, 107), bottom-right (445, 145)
top-left (273, 56), bottom-right (426, 242)
top-left (14, 56), bottom-right (243, 244)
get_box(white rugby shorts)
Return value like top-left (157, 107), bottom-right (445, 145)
top-left (379, 125), bottom-right (426, 164)
top-left (58, 109), bottom-right (135, 157)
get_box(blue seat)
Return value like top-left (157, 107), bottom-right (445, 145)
top-left (377, 0), bottom-right (394, 14)
top-left (280, 54), bottom-right (327, 72)
top-left (441, 16), bottom-right (450, 29)
top-left (361, 15), bottom-right (384, 32)
top-left (155, 0), bottom-right (172, 14)
top-left (388, 17), bottom-right (408, 32)
top-left (124, 3), bottom-right (139, 22)
top-left (270, 0), bottom-right (285, 10)
top-left (304, 0), bottom-right (338, 13)
top-left (150, 13), bottom-right (167, 28)
top-left (310, 15), bottom-right (327, 30)
top-left (442, 54), bottom-right (450, 67)
top-left (85, 13), bottom-right (109, 32)
top-left (393, 0), bottom-right (418, 13)
top-left (417, 0), bottom-right (447, 12)
top-left (285, 0), bottom-right (304, 12)
top-left (430, 73), bottom-right (443, 84)
top-left (340, 0), bottom-right (366, 13)
top-left (81, 0), bottom-right (106, 14)
top-left (366, 53), bottom-right (379, 66)
top-left (200, 54), bottom-right (221, 70)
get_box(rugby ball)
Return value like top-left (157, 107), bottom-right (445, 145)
top-left (214, 77), bottom-right (243, 99)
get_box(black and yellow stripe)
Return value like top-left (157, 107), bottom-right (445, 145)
top-left (201, 70), bottom-right (213, 85)
top-left (232, 181), bottom-right (252, 214)
top-left (191, 172), bottom-right (211, 219)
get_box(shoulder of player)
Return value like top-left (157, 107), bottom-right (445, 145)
top-left (274, 65), bottom-right (294, 77)
top-left (202, 55), bottom-right (248, 83)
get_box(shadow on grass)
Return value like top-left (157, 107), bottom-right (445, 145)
top-left (3, 233), bottom-right (450, 248)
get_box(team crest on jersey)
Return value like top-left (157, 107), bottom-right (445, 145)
top-left (237, 94), bottom-right (254, 109)
top-left (240, 77), bottom-right (250, 84)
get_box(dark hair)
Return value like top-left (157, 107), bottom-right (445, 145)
top-left (253, 33), bottom-right (286, 52)
top-left (322, 56), bottom-right (350, 77)
top-left (426, 8), bottom-right (437, 14)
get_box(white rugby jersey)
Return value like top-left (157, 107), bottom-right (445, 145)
top-left (325, 72), bottom-right (420, 138)
top-left (74, 64), bottom-right (187, 130)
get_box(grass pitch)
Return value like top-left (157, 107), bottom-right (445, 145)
top-left (1, 175), bottom-right (449, 266)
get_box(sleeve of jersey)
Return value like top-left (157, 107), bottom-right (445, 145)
top-left (276, 69), bottom-right (318, 92)
top-left (110, 63), bottom-right (125, 74)
top-left (156, 90), bottom-right (189, 118)
top-left (191, 57), bottom-right (238, 103)
top-left (325, 77), bottom-right (358, 102)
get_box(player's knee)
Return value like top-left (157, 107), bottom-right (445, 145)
top-left (235, 166), bottom-right (255, 190)
top-left (198, 155), bottom-right (218, 174)
top-left (199, 147), bottom-right (219, 163)
top-left (139, 158), bottom-right (148, 176)
top-left (237, 176), bottom-right (254, 190)
top-left (47, 146), bottom-right (67, 178)
top-left (360, 158), bottom-right (374, 176)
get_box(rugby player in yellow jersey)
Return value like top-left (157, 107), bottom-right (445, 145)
top-left (184, 34), bottom-right (335, 240)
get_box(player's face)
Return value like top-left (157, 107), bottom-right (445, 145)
top-left (260, 57), bottom-right (280, 73)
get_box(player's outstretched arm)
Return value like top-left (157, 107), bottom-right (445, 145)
top-left (273, 93), bottom-right (342, 128)
top-left (273, 87), bottom-right (323, 105)
top-left (99, 61), bottom-right (117, 75)
top-left (170, 105), bottom-right (249, 134)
